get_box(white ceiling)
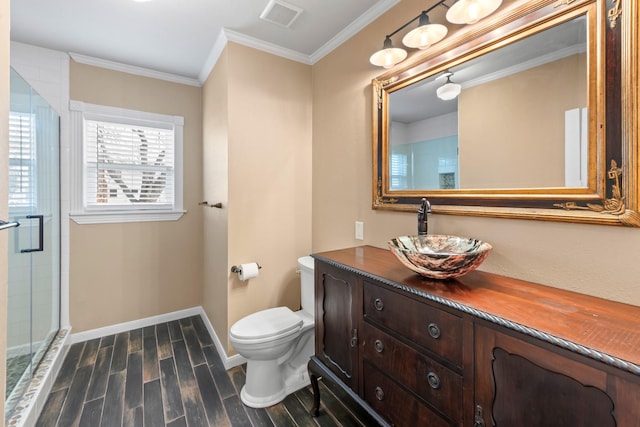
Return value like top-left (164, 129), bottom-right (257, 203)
top-left (10, 0), bottom-right (398, 84)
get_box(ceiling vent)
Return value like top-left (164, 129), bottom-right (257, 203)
top-left (260, 0), bottom-right (303, 28)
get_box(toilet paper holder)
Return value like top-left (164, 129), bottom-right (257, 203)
top-left (231, 263), bottom-right (262, 274)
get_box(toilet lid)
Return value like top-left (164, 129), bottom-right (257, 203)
top-left (230, 307), bottom-right (302, 340)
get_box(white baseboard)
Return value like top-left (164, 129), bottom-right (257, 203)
top-left (69, 306), bottom-right (246, 370)
top-left (194, 307), bottom-right (246, 370)
top-left (70, 307), bottom-right (203, 343)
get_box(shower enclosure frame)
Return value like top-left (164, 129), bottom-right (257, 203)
top-left (5, 66), bottom-right (62, 422)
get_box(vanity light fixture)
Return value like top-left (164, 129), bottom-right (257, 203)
top-left (446, 0), bottom-right (503, 25)
top-left (436, 71), bottom-right (462, 100)
top-left (370, 0), bottom-right (502, 68)
top-left (402, 11), bottom-right (448, 50)
top-left (369, 36), bottom-right (408, 69)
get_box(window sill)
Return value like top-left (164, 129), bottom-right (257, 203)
top-left (70, 210), bottom-right (185, 224)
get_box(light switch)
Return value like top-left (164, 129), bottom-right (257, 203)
top-left (355, 221), bottom-right (364, 240)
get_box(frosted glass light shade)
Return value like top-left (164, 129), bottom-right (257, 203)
top-left (402, 23), bottom-right (448, 50)
top-left (437, 81), bottom-right (462, 100)
top-left (446, 0), bottom-right (502, 25)
top-left (370, 37), bottom-right (407, 68)
top-left (402, 12), bottom-right (448, 50)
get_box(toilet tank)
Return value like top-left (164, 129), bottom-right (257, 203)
top-left (298, 256), bottom-right (315, 316)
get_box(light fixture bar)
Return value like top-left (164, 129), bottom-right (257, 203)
top-left (370, 0), bottom-right (503, 68)
top-left (370, 0), bottom-right (449, 68)
top-left (383, 0), bottom-right (449, 41)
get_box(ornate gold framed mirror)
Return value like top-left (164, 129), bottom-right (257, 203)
top-left (372, 0), bottom-right (640, 226)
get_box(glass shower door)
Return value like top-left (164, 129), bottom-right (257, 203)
top-left (5, 68), bottom-right (60, 405)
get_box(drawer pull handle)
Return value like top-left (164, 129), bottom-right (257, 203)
top-left (374, 339), bottom-right (384, 353)
top-left (427, 323), bottom-right (441, 339)
top-left (474, 405), bottom-right (486, 427)
top-left (427, 372), bottom-right (441, 389)
top-left (375, 386), bottom-right (385, 401)
top-left (374, 298), bottom-right (384, 311)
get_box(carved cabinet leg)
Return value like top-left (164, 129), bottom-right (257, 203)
top-left (308, 359), bottom-right (322, 417)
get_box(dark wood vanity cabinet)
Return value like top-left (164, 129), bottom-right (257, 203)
top-left (361, 280), bottom-right (472, 426)
top-left (313, 261), bottom-right (361, 391)
top-left (311, 258), bottom-right (473, 426)
top-left (309, 246), bottom-right (640, 427)
top-left (475, 324), bottom-right (640, 427)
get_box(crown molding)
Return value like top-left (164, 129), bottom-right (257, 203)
top-left (198, 29), bottom-right (229, 84)
top-left (198, 28), bottom-right (312, 83)
top-left (310, 0), bottom-right (400, 64)
top-left (462, 43), bottom-right (587, 89)
top-left (72, 0), bottom-right (401, 85)
top-left (198, 0), bottom-right (400, 80)
top-left (69, 52), bottom-right (202, 87)
top-left (224, 28), bottom-right (313, 64)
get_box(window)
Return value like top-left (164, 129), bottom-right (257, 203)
top-left (8, 112), bottom-right (36, 210)
top-left (70, 101), bottom-right (184, 224)
top-left (390, 152), bottom-right (408, 190)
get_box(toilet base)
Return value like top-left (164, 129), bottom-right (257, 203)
top-left (239, 359), bottom-right (312, 408)
top-left (240, 384), bottom-right (288, 409)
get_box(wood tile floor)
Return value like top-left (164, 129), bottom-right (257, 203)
top-left (35, 315), bottom-right (377, 427)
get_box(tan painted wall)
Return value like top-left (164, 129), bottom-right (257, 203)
top-left (460, 54), bottom-right (587, 188)
top-left (202, 48), bottom-right (230, 347)
top-left (0, 0), bottom-right (10, 415)
top-left (68, 62), bottom-right (204, 332)
top-left (202, 43), bottom-right (313, 353)
top-left (312, 0), bottom-right (640, 306)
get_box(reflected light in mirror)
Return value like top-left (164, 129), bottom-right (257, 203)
top-left (436, 73), bottom-right (461, 100)
top-left (446, 0), bottom-right (503, 25)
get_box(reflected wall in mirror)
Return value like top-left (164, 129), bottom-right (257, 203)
top-left (389, 15), bottom-right (588, 191)
top-left (372, 0), bottom-right (640, 227)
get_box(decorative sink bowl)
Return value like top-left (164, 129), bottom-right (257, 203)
top-left (388, 235), bottom-right (492, 279)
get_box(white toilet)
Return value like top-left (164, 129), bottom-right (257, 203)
top-left (229, 256), bottom-right (315, 408)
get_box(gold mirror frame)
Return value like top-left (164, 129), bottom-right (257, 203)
top-left (372, 0), bottom-right (640, 226)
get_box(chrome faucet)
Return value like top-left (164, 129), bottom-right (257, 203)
top-left (417, 198), bottom-right (431, 235)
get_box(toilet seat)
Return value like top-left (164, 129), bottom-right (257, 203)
top-left (230, 307), bottom-right (303, 344)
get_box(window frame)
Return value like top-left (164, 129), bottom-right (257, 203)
top-left (70, 100), bottom-right (184, 224)
top-left (8, 111), bottom-right (38, 214)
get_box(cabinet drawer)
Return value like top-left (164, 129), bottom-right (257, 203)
top-left (362, 322), bottom-right (463, 421)
top-left (363, 361), bottom-right (454, 427)
top-left (363, 281), bottom-right (463, 367)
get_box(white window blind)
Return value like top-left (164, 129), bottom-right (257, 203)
top-left (390, 153), bottom-right (408, 190)
top-left (84, 120), bottom-right (174, 209)
top-left (8, 112), bottom-right (36, 208)
top-left (70, 100), bottom-right (184, 224)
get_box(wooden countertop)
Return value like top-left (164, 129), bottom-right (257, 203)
top-left (313, 245), bottom-right (640, 376)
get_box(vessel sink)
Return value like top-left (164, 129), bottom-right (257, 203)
top-left (388, 235), bottom-right (492, 279)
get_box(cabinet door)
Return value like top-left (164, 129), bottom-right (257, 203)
top-left (314, 262), bottom-right (360, 391)
top-left (475, 324), bottom-right (640, 427)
